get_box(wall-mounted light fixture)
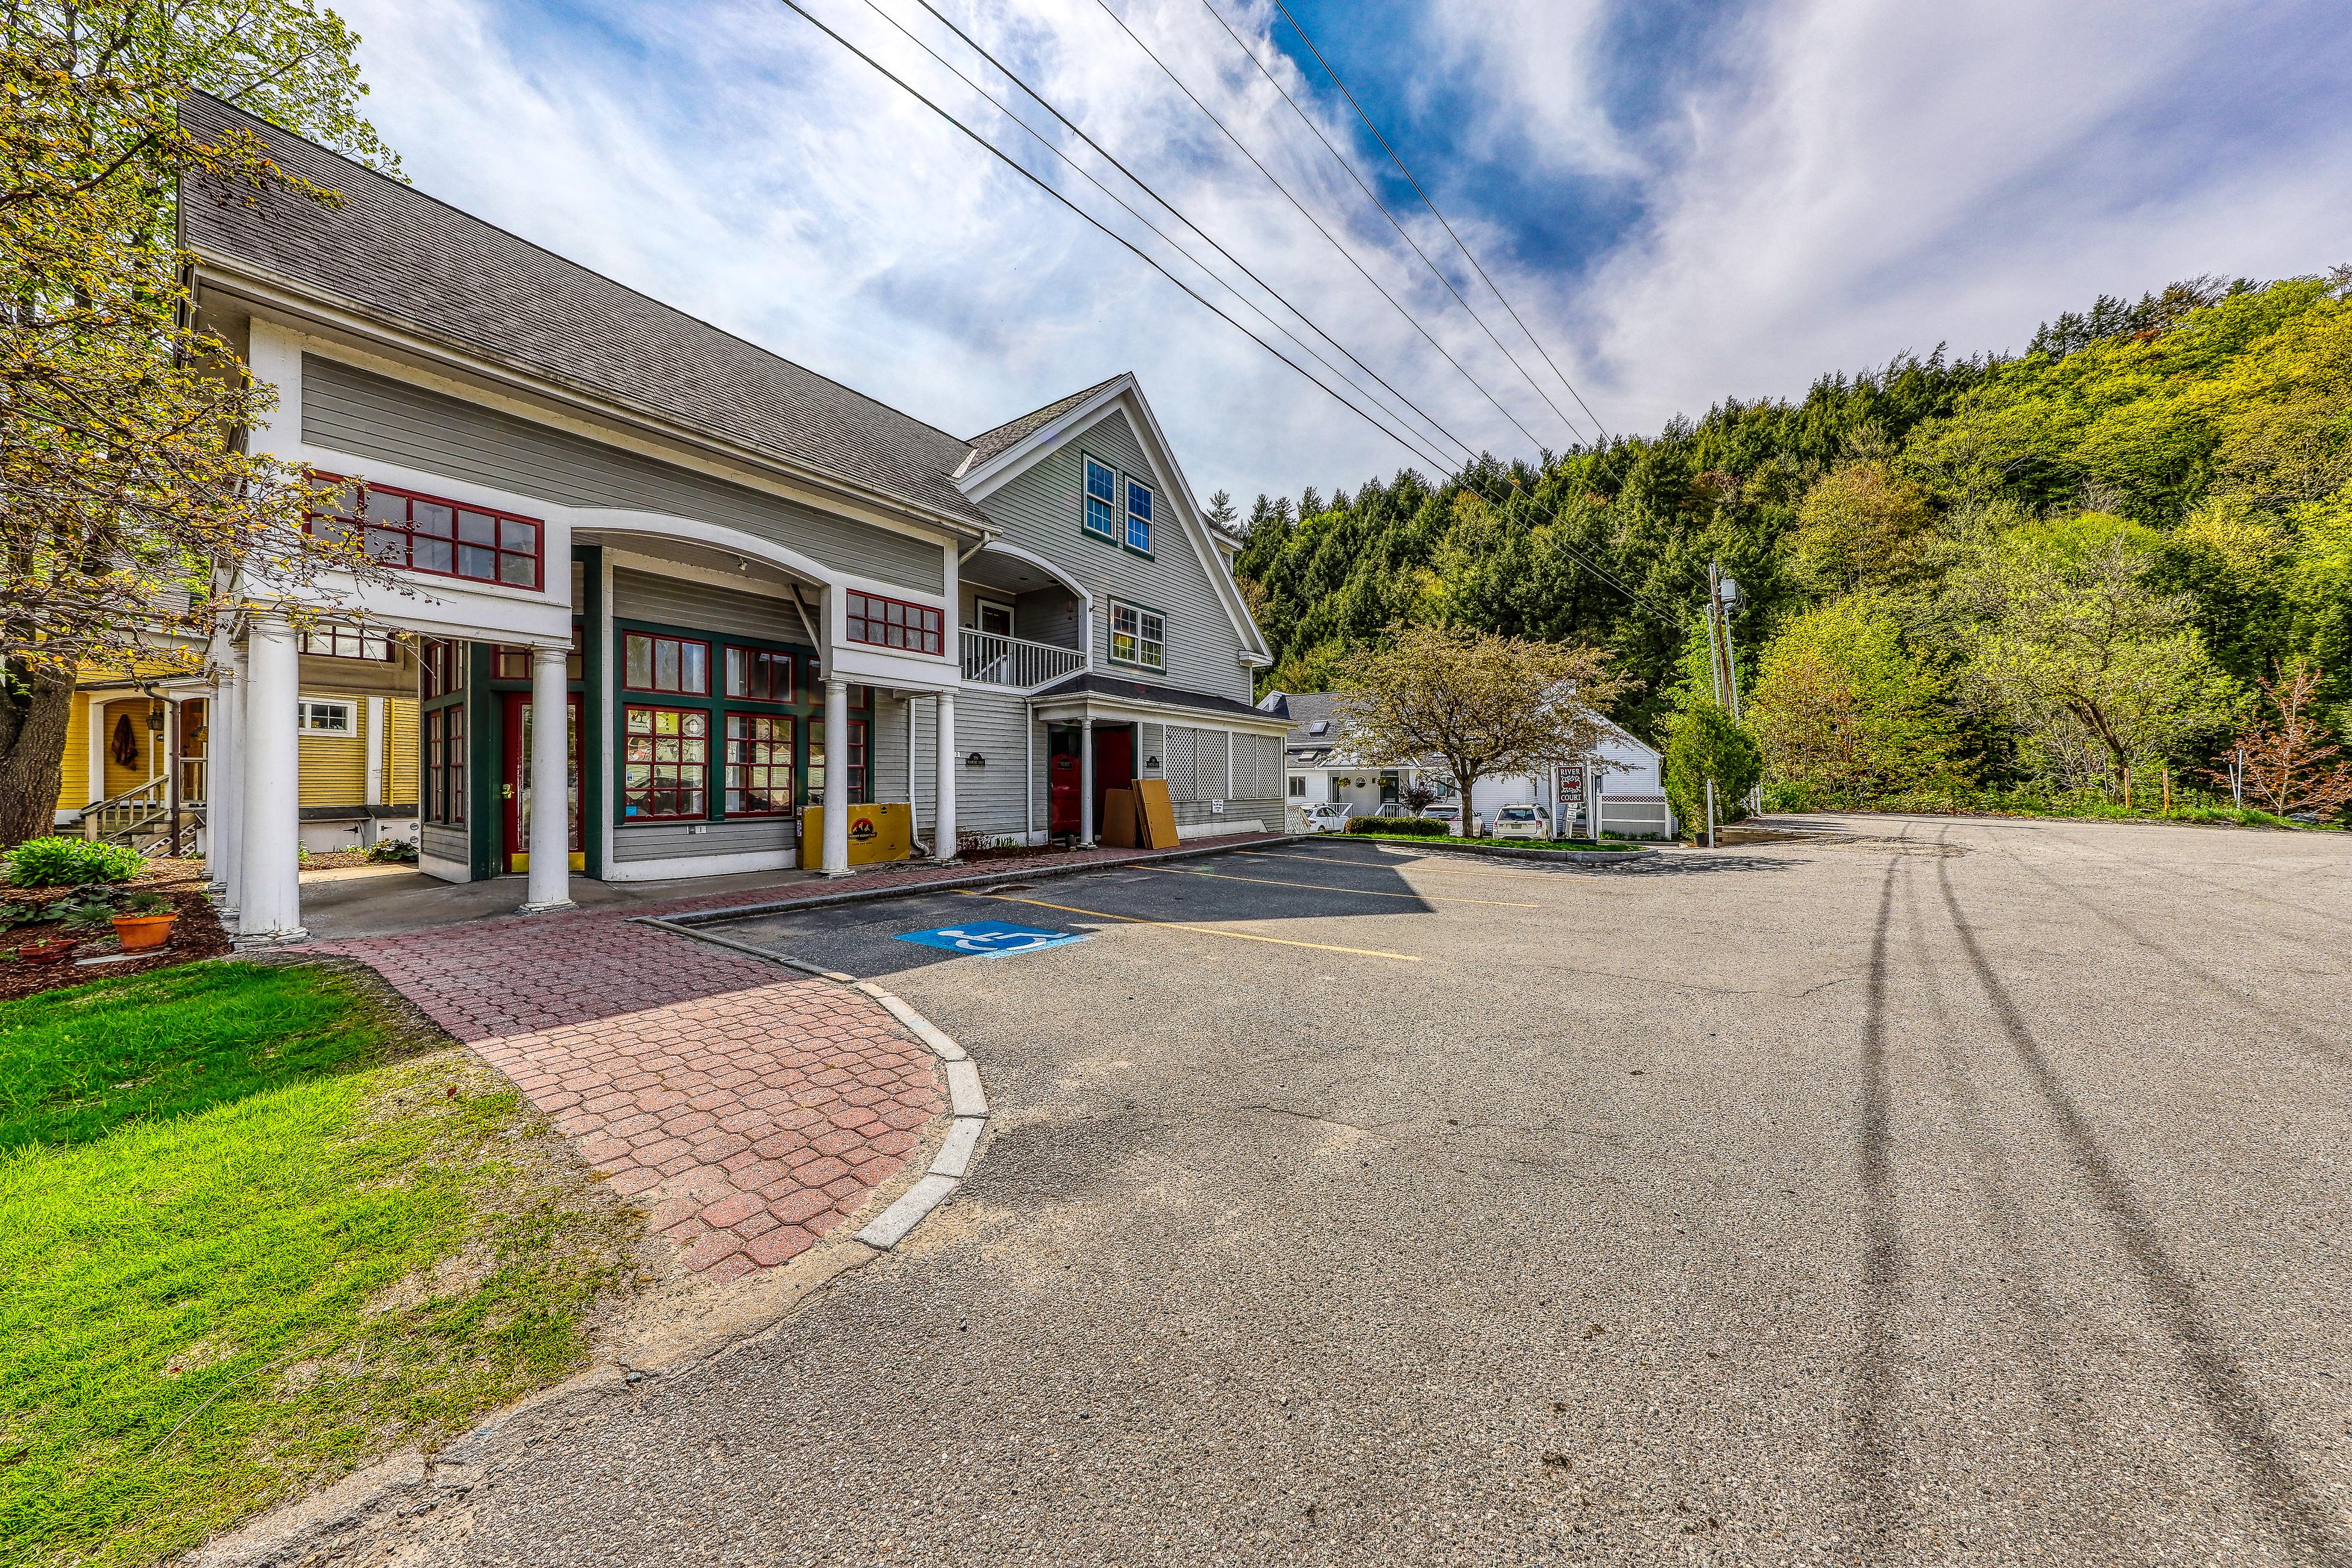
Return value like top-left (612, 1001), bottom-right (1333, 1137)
top-left (966, 752), bottom-right (986, 769)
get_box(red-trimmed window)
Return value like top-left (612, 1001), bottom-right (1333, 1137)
top-left (424, 705), bottom-right (465, 824)
top-left (724, 713), bottom-right (794, 816)
top-left (622, 631), bottom-right (709, 695)
top-left (421, 639), bottom-right (465, 699)
top-left (314, 477), bottom-right (542, 589)
top-left (810, 716), bottom-right (867, 804)
top-left (725, 646), bottom-right (795, 702)
top-left (622, 705), bottom-right (708, 820)
top-left (845, 592), bottom-right (943, 655)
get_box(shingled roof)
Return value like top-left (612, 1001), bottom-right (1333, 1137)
top-left (958, 374), bottom-right (1128, 475)
top-left (178, 93), bottom-right (991, 528)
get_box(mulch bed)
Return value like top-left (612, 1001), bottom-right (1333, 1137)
top-left (0, 863), bottom-right (231, 1003)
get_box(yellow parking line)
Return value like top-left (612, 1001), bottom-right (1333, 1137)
top-left (1135, 863), bottom-right (1538, 909)
top-left (952, 889), bottom-right (1423, 962)
top-left (1235, 849), bottom-right (1575, 883)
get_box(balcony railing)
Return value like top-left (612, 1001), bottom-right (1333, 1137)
top-left (961, 628), bottom-right (1086, 690)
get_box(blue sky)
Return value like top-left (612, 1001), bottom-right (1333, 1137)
top-left (341, 0), bottom-right (2352, 506)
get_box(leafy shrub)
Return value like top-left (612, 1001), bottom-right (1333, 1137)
top-left (1663, 701), bottom-right (1763, 832)
top-left (4, 837), bottom-right (143, 888)
top-left (365, 838), bottom-right (420, 864)
top-left (1347, 816), bottom-right (1447, 837)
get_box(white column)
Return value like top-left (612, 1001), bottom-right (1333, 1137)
top-left (208, 659), bottom-right (242, 896)
top-left (1078, 716), bottom-right (1096, 846)
top-left (932, 692), bottom-right (957, 861)
top-left (523, 643), bottom-right (574, 912)
top-left (238, 618), bottom-right (304, 940)
top-left (364, 696), bottom-right (386, 805)
top-left (821, 677), bottom-right (850, 876)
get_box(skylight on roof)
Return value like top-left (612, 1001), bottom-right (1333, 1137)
top-left (1307, 720), bottom-right (1329, 735)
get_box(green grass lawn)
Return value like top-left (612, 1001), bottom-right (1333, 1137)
top-left (1337, 830), bottom-right (1648, 850)
top-left (0, 962), bottom-right (637, 1568)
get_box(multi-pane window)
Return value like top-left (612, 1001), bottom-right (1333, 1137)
top-left (297, 699), bottom-right (354, 734)
top-left (622, 706), bottom-right (708, 820)
top-left (1125, 477), bottom-right (1153, 553)
top-left (424, 705), bottom-right (465, 823)
top-left (809, 717), bottom-right (867, 804)
top-left (315, 479), bottom-right (542, 589)
top-left (622, 632), bottom-right (709, 694)
top-left (845, 592), bottom-right (943, 655)
top-left (724, 713), bottom-right (795, 816)
top-left (1083, 456), bottom-right (1117, 539)
top-left (421, 639), bottom-right (465, 699)
top-left (1109, 601), bottom-right (1165, 670)
top-left (725, 646), bottom-right (795, 702)
top-left (301, 627), bottom-right (394, 660)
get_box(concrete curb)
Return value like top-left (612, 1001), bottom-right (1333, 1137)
top-left (183, 930), bottom-right (993, 1568)
top-left (1305, 837), bottom-right (1662, 867)
top-left (638, 919), bottom-right (989, 1254)
top-left (646, 832), bottom-right (1301, 930)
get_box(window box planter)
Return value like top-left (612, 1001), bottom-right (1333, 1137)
top-left (109, 913), bottom-right (178, 952)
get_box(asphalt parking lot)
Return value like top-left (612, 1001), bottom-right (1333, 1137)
top-left (435, 815), bottom-right (2352, 1566)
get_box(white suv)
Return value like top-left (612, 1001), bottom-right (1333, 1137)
top-left (1423, 802), bottom-right (1482, 835)
top-left (1489, 804), bottom-right (1553, 840)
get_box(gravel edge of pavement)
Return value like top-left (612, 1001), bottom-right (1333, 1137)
top-left (181, 933), bottom-right (990, 1568)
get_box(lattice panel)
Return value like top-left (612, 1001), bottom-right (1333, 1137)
top-left (1165, 727), bottom-right (1198, 802)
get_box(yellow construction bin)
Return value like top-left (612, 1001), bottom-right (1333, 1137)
top-left (799, 802), bottom-right (915, 867)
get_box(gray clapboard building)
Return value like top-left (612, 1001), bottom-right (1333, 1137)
top-left (182, 93), bottom-right (1289, 939)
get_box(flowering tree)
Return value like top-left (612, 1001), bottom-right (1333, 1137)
top-left (1332, 623), bottom-right (1622, 837)
top-left (0, 0), bottom-right (401, 843)
top-left (2212, 662), bottom-right (2352, 818)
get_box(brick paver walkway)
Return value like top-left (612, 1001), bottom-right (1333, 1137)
top-left (297, 831), bottom-right (1285, 1280)
top-left (303, 916), bottom-right (941, 1281)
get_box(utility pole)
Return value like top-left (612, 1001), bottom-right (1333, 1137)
top-left (1704, 559), bottom-right (1759, 815)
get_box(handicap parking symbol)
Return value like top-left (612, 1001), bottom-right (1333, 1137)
top-left (894, 919), bottom-right (1090, 957)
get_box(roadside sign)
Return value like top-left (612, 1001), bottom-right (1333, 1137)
top-left (1556, 764), bottom-right (1586, 802)
top-left (893, 920), bottom-right (1089, 957)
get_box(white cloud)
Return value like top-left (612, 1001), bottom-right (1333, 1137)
top-left (335, 0), bottom-right (2352, 503)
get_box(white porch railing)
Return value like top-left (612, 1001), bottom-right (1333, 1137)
top-left (961, 629), bottom-right (1086, 690)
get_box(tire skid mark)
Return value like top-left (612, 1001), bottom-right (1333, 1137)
top-left (1932, 852), bottom-right (2349, 1566)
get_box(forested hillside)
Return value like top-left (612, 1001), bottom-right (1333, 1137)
top-left (1232, 270), bottom-right (2351, 810)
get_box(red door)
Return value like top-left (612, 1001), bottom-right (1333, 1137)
top-left (1093, 725), bottom-right (1135, 828)
top-left (1049, 752), bottom-right (1081, 836)
top-left (502, 692), bottom-right (583, 873)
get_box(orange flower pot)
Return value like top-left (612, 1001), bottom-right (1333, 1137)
top-left (110, 914), bottom-right (177, 952)
top-left (16, 937), bottom-right (77, 964)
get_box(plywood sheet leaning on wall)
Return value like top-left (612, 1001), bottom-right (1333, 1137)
top-left (1134, 778), bottom-right (1179, 849)
top-left (1102, 787), bottom-right (1138, 848)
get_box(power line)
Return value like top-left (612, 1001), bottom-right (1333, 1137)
top-left (769, 0), bottom-right (1455, 483)
top-left (1268, 0), bottom-right (1613, 442)
top-left (886, 3), bottom-right (1678, 625)
top-left (1193, 0), bottom-right (1595, 448)
top-left (1078, 0), bottom-right (1551, 457)
top-left (772, 0), bottom-right (1687, 628)
top-left (890, 0), bottom-right (1474, 465)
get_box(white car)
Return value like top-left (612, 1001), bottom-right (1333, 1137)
top-left (1422, 802), bottom-right (1483, 835)
top-left (1489, 804), bottom-right (1553, 841)
top-left (1298, 801), bottom-right (1355, 834)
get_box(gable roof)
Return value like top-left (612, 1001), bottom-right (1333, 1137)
top-left (1273, 690), bottom-right (1344, 748)
top-left (178, 92), bottom-right (990, 530)
top-left (958, 375), bottom-right (1126, 475)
